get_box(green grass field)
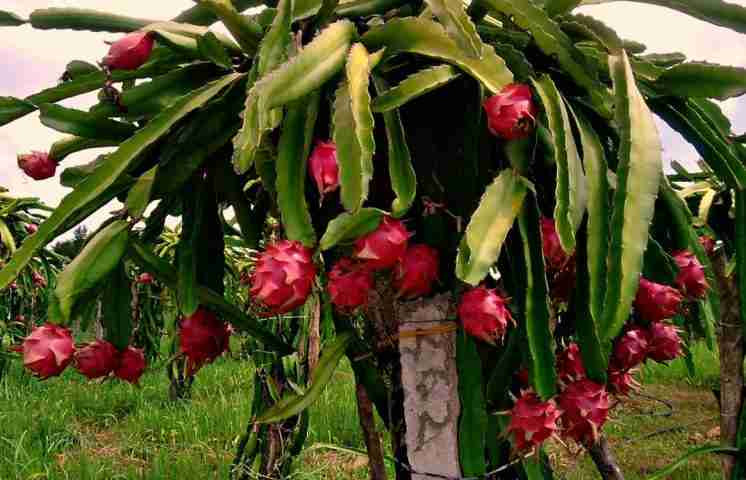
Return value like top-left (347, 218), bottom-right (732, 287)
top-left (0, 342), bottom-right (725, 479)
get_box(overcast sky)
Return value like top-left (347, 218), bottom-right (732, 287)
top-left (2, 0), bottom-right (746, 236)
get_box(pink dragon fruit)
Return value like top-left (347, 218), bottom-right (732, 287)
top-left (353, 216), bottom-right (409, 271)
top-left (136, 272), bottom-right (154, 285)
top-left (607, 368), bottom-right (639, 396)
top-left (102, 31), bottom-right (155, 70)
top-left (646, 322), bottom-right (683, 363)
top-left (18, 151), bottom-right (56, 180)
top-left (74, 340), bottom-right (120, 380)
top-left (392, 244), bottom-right (439, 299)
top-left (328, 258), bottom-right (374, 312)
top-left (21, 324), bottom-right (75, 379)
top-left (541, 217), bottom-right (570, 271)
top-left (114, 346), bottom-right (146, 384)
top-left (25, 224), bottom-right (38, 235)
top-left (458, 286), bottom-right (513, 344)
top-left (308, 141), bottom-right (339, 197)
top-left (179, 307), bottom-right (231, 372)
top-left (612, 328), bottom-right (649, 370)
top-left (699, 236), bottom-right (715, 256)
top-left (558, 379), bottom-right (610, 444)
top-left (483, 84), bottom-right (538, 141)
top-left (557, 343), bottom-right (586, 383)
top-left (634, 278), bottom-right (683, 322)
top-left (673, 250), bottom-right (709, 299)
top-left (250, 240), bottom-right (316, 315)
top-left (507, 391), bottom-right (562, 451)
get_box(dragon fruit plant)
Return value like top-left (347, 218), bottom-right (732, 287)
top-left (1, 0), bottom-right (744, 478)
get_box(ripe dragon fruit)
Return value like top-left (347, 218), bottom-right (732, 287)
top-left (612, 328), bottom-right (649, 370)
top-left (179, 307), bottom-right (231, 372)
top-left (250, 240), bottom-right (316, 315)
top-left (458, 286), bottom-right (513, 344)
top-left (102, 31), bottom-right (155, 70)
top-left (18, 151), bottom-right (56, 180)
top-left (699, 235), bottom-right (715, 256)
top-left (308, 141), bottom-right (339, 197)
top-left (483, 83), bottom-right (538, 141)
top-left (646, 322), bottom-right (683, 363)
top-left (74, 340), bottom-right (120, 379)
top-left (25, 224), bottom-right (38, 235)
top-left (136, 272), bottom-right (154, 285)
top-left (515, 367), bottom-right (530, 387)
top-left (673, 250), bottom-right (709, 299)
top-left (558, 379), bottom-right (610, 445)
top-left (114, 346), bottom-right (146, 384)
top-left (31, 271), bottom-right (47, 288)
top-left (557, 343), bottom-right (586, 383)
top-left (21, 323), bottom-right (75, 379)
top-left (328, 258), bottom-right (374, 312)
top-left (507, 391), bottom-right (562, 451)
top-left (393, 244), bottom-right (439, 299)
top-left (541, 217), bottom-right (570, 271)
top-left (607, 368), bottom-right (639, 396)
top-left (634, 278), bottom-right (683, 322)
top-left (353, 216), bottom-right (409, 271)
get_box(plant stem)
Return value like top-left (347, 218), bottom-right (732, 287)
top-left (587, 436), bottom-right (625, 480)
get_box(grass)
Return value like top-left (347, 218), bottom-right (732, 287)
top-left (0, 342), bottom-right (725, 479)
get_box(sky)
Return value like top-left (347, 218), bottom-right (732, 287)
top-left (2, 0), bottom-right (746, 236)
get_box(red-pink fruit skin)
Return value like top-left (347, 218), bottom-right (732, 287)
top-left (634, 278), bottom-right (683, 322)
top-left (22, 324), bottom-right (75, 379)
top-left (458, 286), bottom-right (513, 344)
top-left (328, 258), bottom-right (374, 312)
top-left (353, 216), bottom-right (410, 271)
top-left (507, 391), bottom-right (562, 451)
top-left (179, 307), bottom-right (231, 372)
top-left (646, 322), bottom-right (683, 363)
top-left (612, 328), bottom-right (649, 370)
top-left (483, 83), bottom-right (538, 141)
top-left (308, 141), bottom-right (339, 196)
top-left (393, 244), bottom-right (439, 299)
top-left (18, 151), bottom-right (56, 180)
top-left (557, 342), bottom-right (586, 383)
top-left (102, 32), bottom-right (155, 70)
top-left (114, 346), bottom-right (146, 384)
top-left (74, 340), bottom-right (120, 379)
top-left (607, 368), bottom-right (637, 396)
top-left (672, 250), bottom-right (709, 299)
top-left (558, 379), bottom-right (610, 444)
top-left (540, 217), bottom-right (569, 271)
top-left (250, 240), bottom-right (316, 315)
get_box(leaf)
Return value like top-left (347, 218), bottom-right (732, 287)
top-left (0, 10), bottom-right (26, 26)
top-left (518, 194), bottom-right (557, 399)
top-left (372, 65), bottom-right (461, 113)
top-left (737, 190), bottom-right (746, 340)
top-left (257, 0), bottom-right (293, 78)
top-left (650, 97), bottom-right (746, 191)
top-left (64, 60), bottom-right (100, 79)
top-left (39, 104), bottom-right (136, 141)
top-left (126, 166), bottom-right (158, 219)
top-left (372, 76), bottom-right (417, 217)
top-left (456, 170), bottom-right (529, 286)
top-left (640, 52), bottom-right (686, 67)
top-left (480, 0), bottom-right (612, 117)
top-left (52, 220), bottom-right (130, 323)
top-left (0, 73), bottom-right (241, 290)
top-left (0, 220), bottom-right (16, 256)
top-left (424, 0), bottom-right (482, 58)
top-left (173, 0), bottom-right (262, 26)
top-left (545, 0), bottom-right (582, 16)
top-left (456, 330), bottom-right (487, 476)
top-left (580, 0), bottom-right (746, 35)
top-left (645, 445), bottom-right (740, 480)
top-left (197, 32), bottom-right (233, 69)
top-left (256, 332), bottom-right (354, 423)
top-left (0, 97), bottom-right (35, 126)
top-left (319, 208), bottom-right (385, 250)
top-left (49, 136), bottom-right (117, 162)
top-left (232, 20), bottom-right (355, 173)
top-left (276, 91), bottom-right (320, 247)
top-left (601, 51), bottom-right (662, 342)
top-left (197, 0), bottom-right (263, 53)
top-left (654, 62), bottom-right (746, 100)
top-left (362, 18), bottom-right (513, 94)
top-left (568, 107), bottom-right (609, 380)
top-left (102, 263), bottom-right (132, 351)
top-left (532, 76), bottom-right (586, 253)
top-left (128, 239), bottom-right (293, 354)
top-left (177, 178), bottom-right (206, 317)
top-left (335, 0), bottom-right (409, 17)
top-left (29, 7), bottom-right (155, 32)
